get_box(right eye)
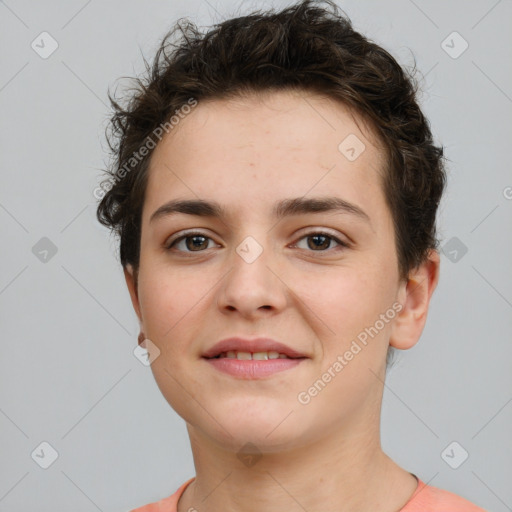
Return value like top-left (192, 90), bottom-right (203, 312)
top-left (165, 231), bottom-right (220, 253)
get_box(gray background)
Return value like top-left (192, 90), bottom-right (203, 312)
top-left (1, 0), bottom-right (511, 511)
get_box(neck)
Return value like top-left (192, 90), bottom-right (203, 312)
top-left (177, 417), bottom-right (417, 512)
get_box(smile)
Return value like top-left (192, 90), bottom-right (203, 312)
top-left (212, 350), bottom-right (293, 360)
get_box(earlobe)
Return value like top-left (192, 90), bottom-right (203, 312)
top-left (389, 250), bottom-right (440, 351)
top-left (124, 264), bottom-right (142, 323)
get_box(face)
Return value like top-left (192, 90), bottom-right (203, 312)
top-left (126, 89), bottom-right (414, 453)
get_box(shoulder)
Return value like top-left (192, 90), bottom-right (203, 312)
top-left (128, 477), bottom-right (195, 512)
top-left (400, 478), bottom-right (487, 512)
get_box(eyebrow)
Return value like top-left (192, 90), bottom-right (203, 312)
top-left (149, 196), bottom-right (371, 226)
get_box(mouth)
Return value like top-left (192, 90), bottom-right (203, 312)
top-left (202, 337), bottom-right (308, 379)
top-left (208, 350), bottom-right (303, 360)
top-left (202, 337), bottom-right (308, 360)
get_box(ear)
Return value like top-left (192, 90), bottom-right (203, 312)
top-left (124, 264), bottom-right (142, 325)
top-left (389, 249), bottom-right (440, 350)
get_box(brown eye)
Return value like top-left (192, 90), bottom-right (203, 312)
top-left (184, 235), bottom-right (210, 251)
top-left (307, 234), bottom-right (331, 250)
top-left (294, 231), bottom-right (349, 252)
top-left (166, 232), bottom-right (217, 252)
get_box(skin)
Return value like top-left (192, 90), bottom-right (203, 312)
top-left (124, 89), bottom-right (440, 512)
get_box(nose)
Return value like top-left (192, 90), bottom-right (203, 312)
top-left (215, 239), bottom-right (288, 320)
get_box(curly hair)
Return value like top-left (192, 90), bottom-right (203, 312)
top-left (96, 0), bottom-right (446, 286)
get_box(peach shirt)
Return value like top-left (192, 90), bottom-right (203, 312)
top-left (129, 475), bottom-right (487, 511)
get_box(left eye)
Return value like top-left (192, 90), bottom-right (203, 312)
top-left (293, 232), bottom-right (348, 252)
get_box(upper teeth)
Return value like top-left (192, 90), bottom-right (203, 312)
top-left (218, 351), bottom-right (290, 360)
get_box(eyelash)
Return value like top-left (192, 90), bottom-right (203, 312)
top-left (164, 230), bottom-right (350, 255)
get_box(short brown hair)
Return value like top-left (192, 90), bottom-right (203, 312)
top-left (96, 0), bottom-right (446, 284)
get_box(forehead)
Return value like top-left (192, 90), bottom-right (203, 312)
top-left (144, 89), bottom-right (388, 224)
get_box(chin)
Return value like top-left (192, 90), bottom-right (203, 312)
top-left (185, 402), bottom-right (310, 452)
top-left (226, 408), bottom-right (313, 449)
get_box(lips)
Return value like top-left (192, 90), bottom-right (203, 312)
top-left (202, 337), bottom-right (307, 359)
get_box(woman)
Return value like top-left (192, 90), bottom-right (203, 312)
top-left (96, 1), bottom-right (486, 510)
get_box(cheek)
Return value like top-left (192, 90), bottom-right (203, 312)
top-left (301, 266), bottom-right (398, 391)
top-left (300, 263), bottom-right (393, 332)
top-left (298, 270), bottom-right (394, 417)
top-left (137, 268), bottom-right (208, 422)
top-left (137, 267), bottom-right (204, 351)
